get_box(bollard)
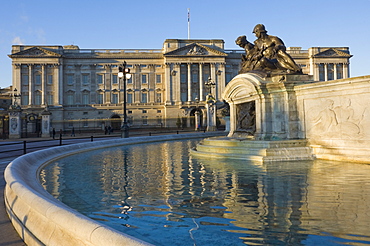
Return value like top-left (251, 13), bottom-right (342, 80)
top-left (23, 141), bottom-right (27, 155)
top-left (149, 132), bottom-right (151, 136)
top-left (91, 136), bottom-right (93, 142)
top-left (59, 135), bottom-right (62, 146)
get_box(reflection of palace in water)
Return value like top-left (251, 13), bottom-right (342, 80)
top-left (40, 141), bottom-right (370, 244)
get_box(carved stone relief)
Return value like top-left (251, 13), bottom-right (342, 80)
top-left (235, 101), bottom-right (256, 135)
top-left (306, 97), bottom-right (368, 139)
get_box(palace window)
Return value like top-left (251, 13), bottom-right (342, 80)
top-left (47, 75), bottom-right (53, 85)
top-left (112, 93), bottom-right (118, 104)
top-left (35, 91), bottom-right (42, 105)
top-left (327, 64), bottom-right (334, 80)
top-left (97, 93), bottom-right (103, 104)
top-left (318, 64), bottom-right (325, 81)
top-left (67, 75), bottom-right (74, 85)
top-left (142, 74), bottom-right (147, 84)
top-left (82, 93), bottom-right (90, 104)
top-left (156, 93), bottom-right (162, 103)
top-left (112, 74), bottom-right (118, 84)
top-left (97, 74), bottom-right (103, 84)
top-left (67, 94), bottom-right (74, 105)
top-left (22, 75), bottom-right (29, 85)
top-left (47, 94), bottom-right (53, 105)
top-left (191, 72), bottom-right (198, 83)
top-left (156, 74), bottom-right (161, 83)
top-left (180, 73), bottom-right (186, 83)
top-left (82, 74), bottom-right (89, 85)
top-left (337, 64), bottom-right (343, 79)
top-left (127, 93), bottom-right (133, 104)
top-left (22, 94), bottom-right (29, 105)
top-left (142, 116), bottom-right (148, 125)
top-left (35, 74), bottom-right (41, 85)
top-left (141, 92), bottom-right (148, 103)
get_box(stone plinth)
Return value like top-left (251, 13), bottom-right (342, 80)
top-left (191, 137), bottom-right (314, 162)
top-left (222, 73), bottom-right (313, 140)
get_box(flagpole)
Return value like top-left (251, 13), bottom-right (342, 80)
top-left (187, 8), bottom-right (190, 39)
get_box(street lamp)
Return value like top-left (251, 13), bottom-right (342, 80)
top-left (12, 88), bottom-right (22, 106)
top-left (118, 61), bottom-right (132, 138)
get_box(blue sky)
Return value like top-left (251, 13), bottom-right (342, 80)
top-left (1, 0), bottom-right (370, 88)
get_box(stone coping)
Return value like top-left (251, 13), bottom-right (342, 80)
top-left (4, 132), bottom-right (225, 246)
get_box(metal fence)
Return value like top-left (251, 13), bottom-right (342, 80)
top-left (0, 128), bottom-right (204, 159)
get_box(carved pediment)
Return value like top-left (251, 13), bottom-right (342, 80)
top-left (164, 43), bottom-right (227, 57)
top-left (9, 47), bottom-right (62, 58)
top-left (314, 48), bottom-right (352, 58)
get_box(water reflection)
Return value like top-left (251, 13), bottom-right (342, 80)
top-left (40, 140), bottom-right (370, 246)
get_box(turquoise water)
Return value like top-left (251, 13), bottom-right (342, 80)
top-left (40, 139), bottom-right (370, 245)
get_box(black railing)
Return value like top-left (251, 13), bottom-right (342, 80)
top-left (0, 129), bottom-right (207, 159)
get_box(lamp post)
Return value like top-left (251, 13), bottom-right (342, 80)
top-left (118, 61), bottom-right (132, 138)
top-left (12, 88), bottom-right (22, 106)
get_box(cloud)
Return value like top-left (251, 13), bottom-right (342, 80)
top-left (12, 36), bottom-right (24, 45)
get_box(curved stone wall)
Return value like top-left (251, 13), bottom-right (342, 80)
top-left (4, 133), bottom-right (223, 246)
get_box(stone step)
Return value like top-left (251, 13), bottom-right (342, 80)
top-left (192, 137), bottom-right (314, 162)
top-left (201, 137), bottom-right (309, 148)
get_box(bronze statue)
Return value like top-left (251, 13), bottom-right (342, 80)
top-left (236, 24), bottom-right (302, 75)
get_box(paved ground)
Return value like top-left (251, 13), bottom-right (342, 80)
top-left (0, 157), bottom-right (26, 246)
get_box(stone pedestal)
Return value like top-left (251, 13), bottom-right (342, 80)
top-left (223, 116), bottom-right (230, 132)
top-left (41, 109), bottom-right (52, 138)
top-left (206, 95), bottom-right (217, 131)
top-left (192, 73), bottom-right (315, 162)
top-left (222, 73), bottom-right (313, 140)
top-left (191, 137), bottom-right (314, 162)
top-left (8, 107), bottom-right (22, 139)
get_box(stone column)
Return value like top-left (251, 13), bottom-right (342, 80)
top-left (324, 63), bottom-right (328, 81)
top-left (28, 64), bottom-right (33, 105)
top-left (210, 63), bottom-right (216, 96)
top-left (41, 64), bottom-right (46, 105)
top-left (218, 63), bottom-right (225, 100)
top-left (187, 63), bottom-right (192, 101)
top-left (199, 63), bottom-right (204, 101)
top-left (14, 64), bottom-right (22, 98)
top-left (55, 63), bottom-right (62, 105)
top-left (174, 63), bottom-right (181, 103)
top-left (106, 65), bottom-right (113, 103)
top-left (206, 98), bottom-right (217, 131)
top-left (165, 63), bottom-right (172, 104)
top-left (195, 111), bottom-right (200, 131)
top-left (344, 63), bottom-right (349, 78)
top-left (334, 63), bottom-right (337, 80)
top-left (41, 109), bottom-right (51, 138)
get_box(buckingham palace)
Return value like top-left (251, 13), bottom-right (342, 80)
top-left (7, 38), bottom-right (352, 137)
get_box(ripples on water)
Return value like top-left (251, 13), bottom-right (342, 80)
top-left (40, 139), bottom-right (370, 246)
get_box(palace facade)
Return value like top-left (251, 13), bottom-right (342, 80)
top-left (8, 39), bottom-right (352, 135)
